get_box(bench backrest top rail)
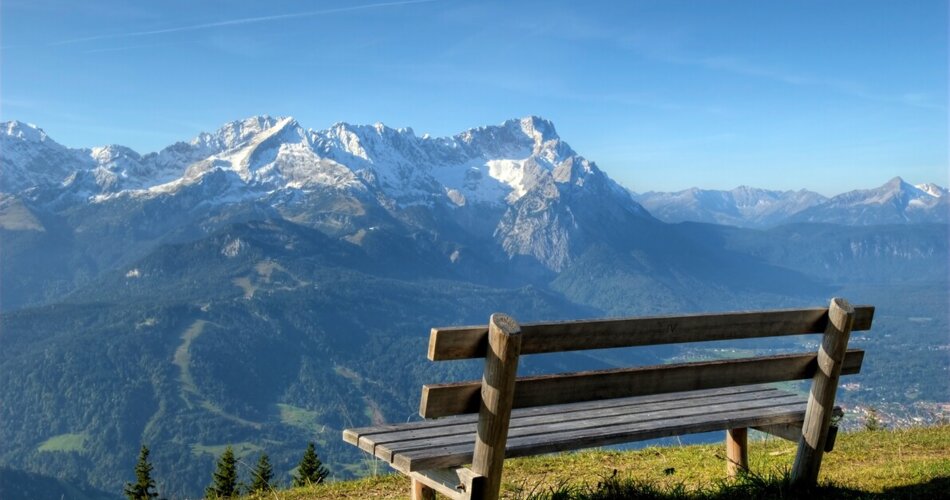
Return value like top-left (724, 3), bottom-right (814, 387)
top-left (429, 305), bottom-right (874, 361)
top-left (420, 349), bottom-right (864, 418)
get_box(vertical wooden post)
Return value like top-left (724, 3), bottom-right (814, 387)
top-left (725, 428), bottom-right (748, 477)
top-left (411, 478), bottom-right (436, 500)
top-left (791, 297), bottom-right (855, 486)
top-left (470, 313), bottom-right (522, 500)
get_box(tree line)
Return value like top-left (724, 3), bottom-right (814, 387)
top-left (124, 443), bottom-right (329, 499)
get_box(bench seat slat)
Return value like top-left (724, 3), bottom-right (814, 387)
top-left (367, 389), bottom-right (790, 459)
top-left (345, 386), bottom-right (811, 472)
top-left (396, 400), bottom-right (808, 472)
top-left (344, 384), bottom-right (774, 446)
top-left (378, 392), bottom-right (805, 464)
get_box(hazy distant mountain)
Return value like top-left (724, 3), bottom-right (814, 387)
top-left (632, 178), bottom-right (947, 228)
top-left (632, 177), bottom-right (950, 228)
top-left (632, 186), bottom-right (827, 227)
top-left (790, 177), bottom-right (949, 225)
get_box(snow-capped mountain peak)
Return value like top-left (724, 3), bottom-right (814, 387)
top-left (1, 115), bottom-right (652, 272)
top-left (192, 115), bottom-right (286, 152)
top-left (510, 115), bottom-right (559, 145)
top-left (3, 120), bottom-right (50, 143)
top-left (1, 120), bottom-right (95, 193)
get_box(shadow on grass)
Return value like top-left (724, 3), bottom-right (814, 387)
top-left (521, 471), bottom-right (950, 500)
top-left (878, 476), bottom-right (950, 499)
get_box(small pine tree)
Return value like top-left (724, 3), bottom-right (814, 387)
top-left (248, 453), bottom-right (273, 494)
top-left (865, 407), bottom-right (885, 431)
top-left (206, 446), bottom-right (240, 499)
top-left (125, 445), bottom-right (159, 500)
top-left (292, 442), bottom-right (329, 487)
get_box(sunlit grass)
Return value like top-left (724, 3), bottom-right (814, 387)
top-left (242, 426), bottom-right (949, 499)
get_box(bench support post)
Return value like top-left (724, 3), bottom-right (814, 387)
top-left (792, 298), bottom-right (855, 486)
top-left (469, 314), bottom-right (522, 500)
top-left (411, 478), bottom-right (436, 500)
top-left (725, 428), bottom-right (748, 476)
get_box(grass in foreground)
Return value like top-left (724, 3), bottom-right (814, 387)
top-left (244, 425), bottom-right (950, 499)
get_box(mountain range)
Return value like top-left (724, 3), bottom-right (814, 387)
top-left (1, 116), bottom-right (946, 498)
top-left (632, 178), bottom-right (947, 228)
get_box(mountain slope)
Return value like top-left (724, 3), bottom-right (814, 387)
top-left (0, 220), bottom-right (603, 498)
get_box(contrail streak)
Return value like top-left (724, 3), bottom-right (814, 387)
top-left (51, 0), bottom-right (442, 46)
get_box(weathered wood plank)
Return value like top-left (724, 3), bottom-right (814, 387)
top-left (421, 350), bottom-right (864, 418)
top-left (349, 386), bottom-right (779, 456)
top-left (367, 389), bottom-right (788, 459)
top-left (793, 298), bottom-right (855, 485)
top-left (397, 402), bottom-right (808, 471)
top-left (429, 306), bottom-right (875, 361)
top-left (382, 393), bottom-right (805, 464)
top-left (348, 385), bottom-right (775, 454)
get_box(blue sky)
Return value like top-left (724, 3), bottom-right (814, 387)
top-left (1, 0), bottom-right (946, 194)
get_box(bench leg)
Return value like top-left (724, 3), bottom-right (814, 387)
top-left (792, 298), bottom-right (855, 487)
top-left (726, 428), bottom-right (749, 477)
top-left (412, 478), bottom-right (436, 500)
top-left (471, 314), bottom-right (522, 500)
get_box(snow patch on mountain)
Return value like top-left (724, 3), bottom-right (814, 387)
top-left (915, 183), bottom-right (946, 198)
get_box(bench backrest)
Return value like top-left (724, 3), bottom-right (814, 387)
top-left (420, 303), bottom-right (874, 418)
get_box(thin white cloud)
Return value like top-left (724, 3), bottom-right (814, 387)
top-left (82, 41), bottom-right (187, 54)
top-left (50, 0), bottom-right (443, 46)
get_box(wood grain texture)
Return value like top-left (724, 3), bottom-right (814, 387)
top-left (470, 314), bottom-right (521, 500)
top-left (792, 298), bottom-right (855, 486)
top-left (421, 350), bottom-right (864, 418)
top-left (429, 305), bottom-right (875, 361)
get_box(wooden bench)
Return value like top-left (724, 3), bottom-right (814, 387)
top-left (343, 298), bottom-right (874, 500)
